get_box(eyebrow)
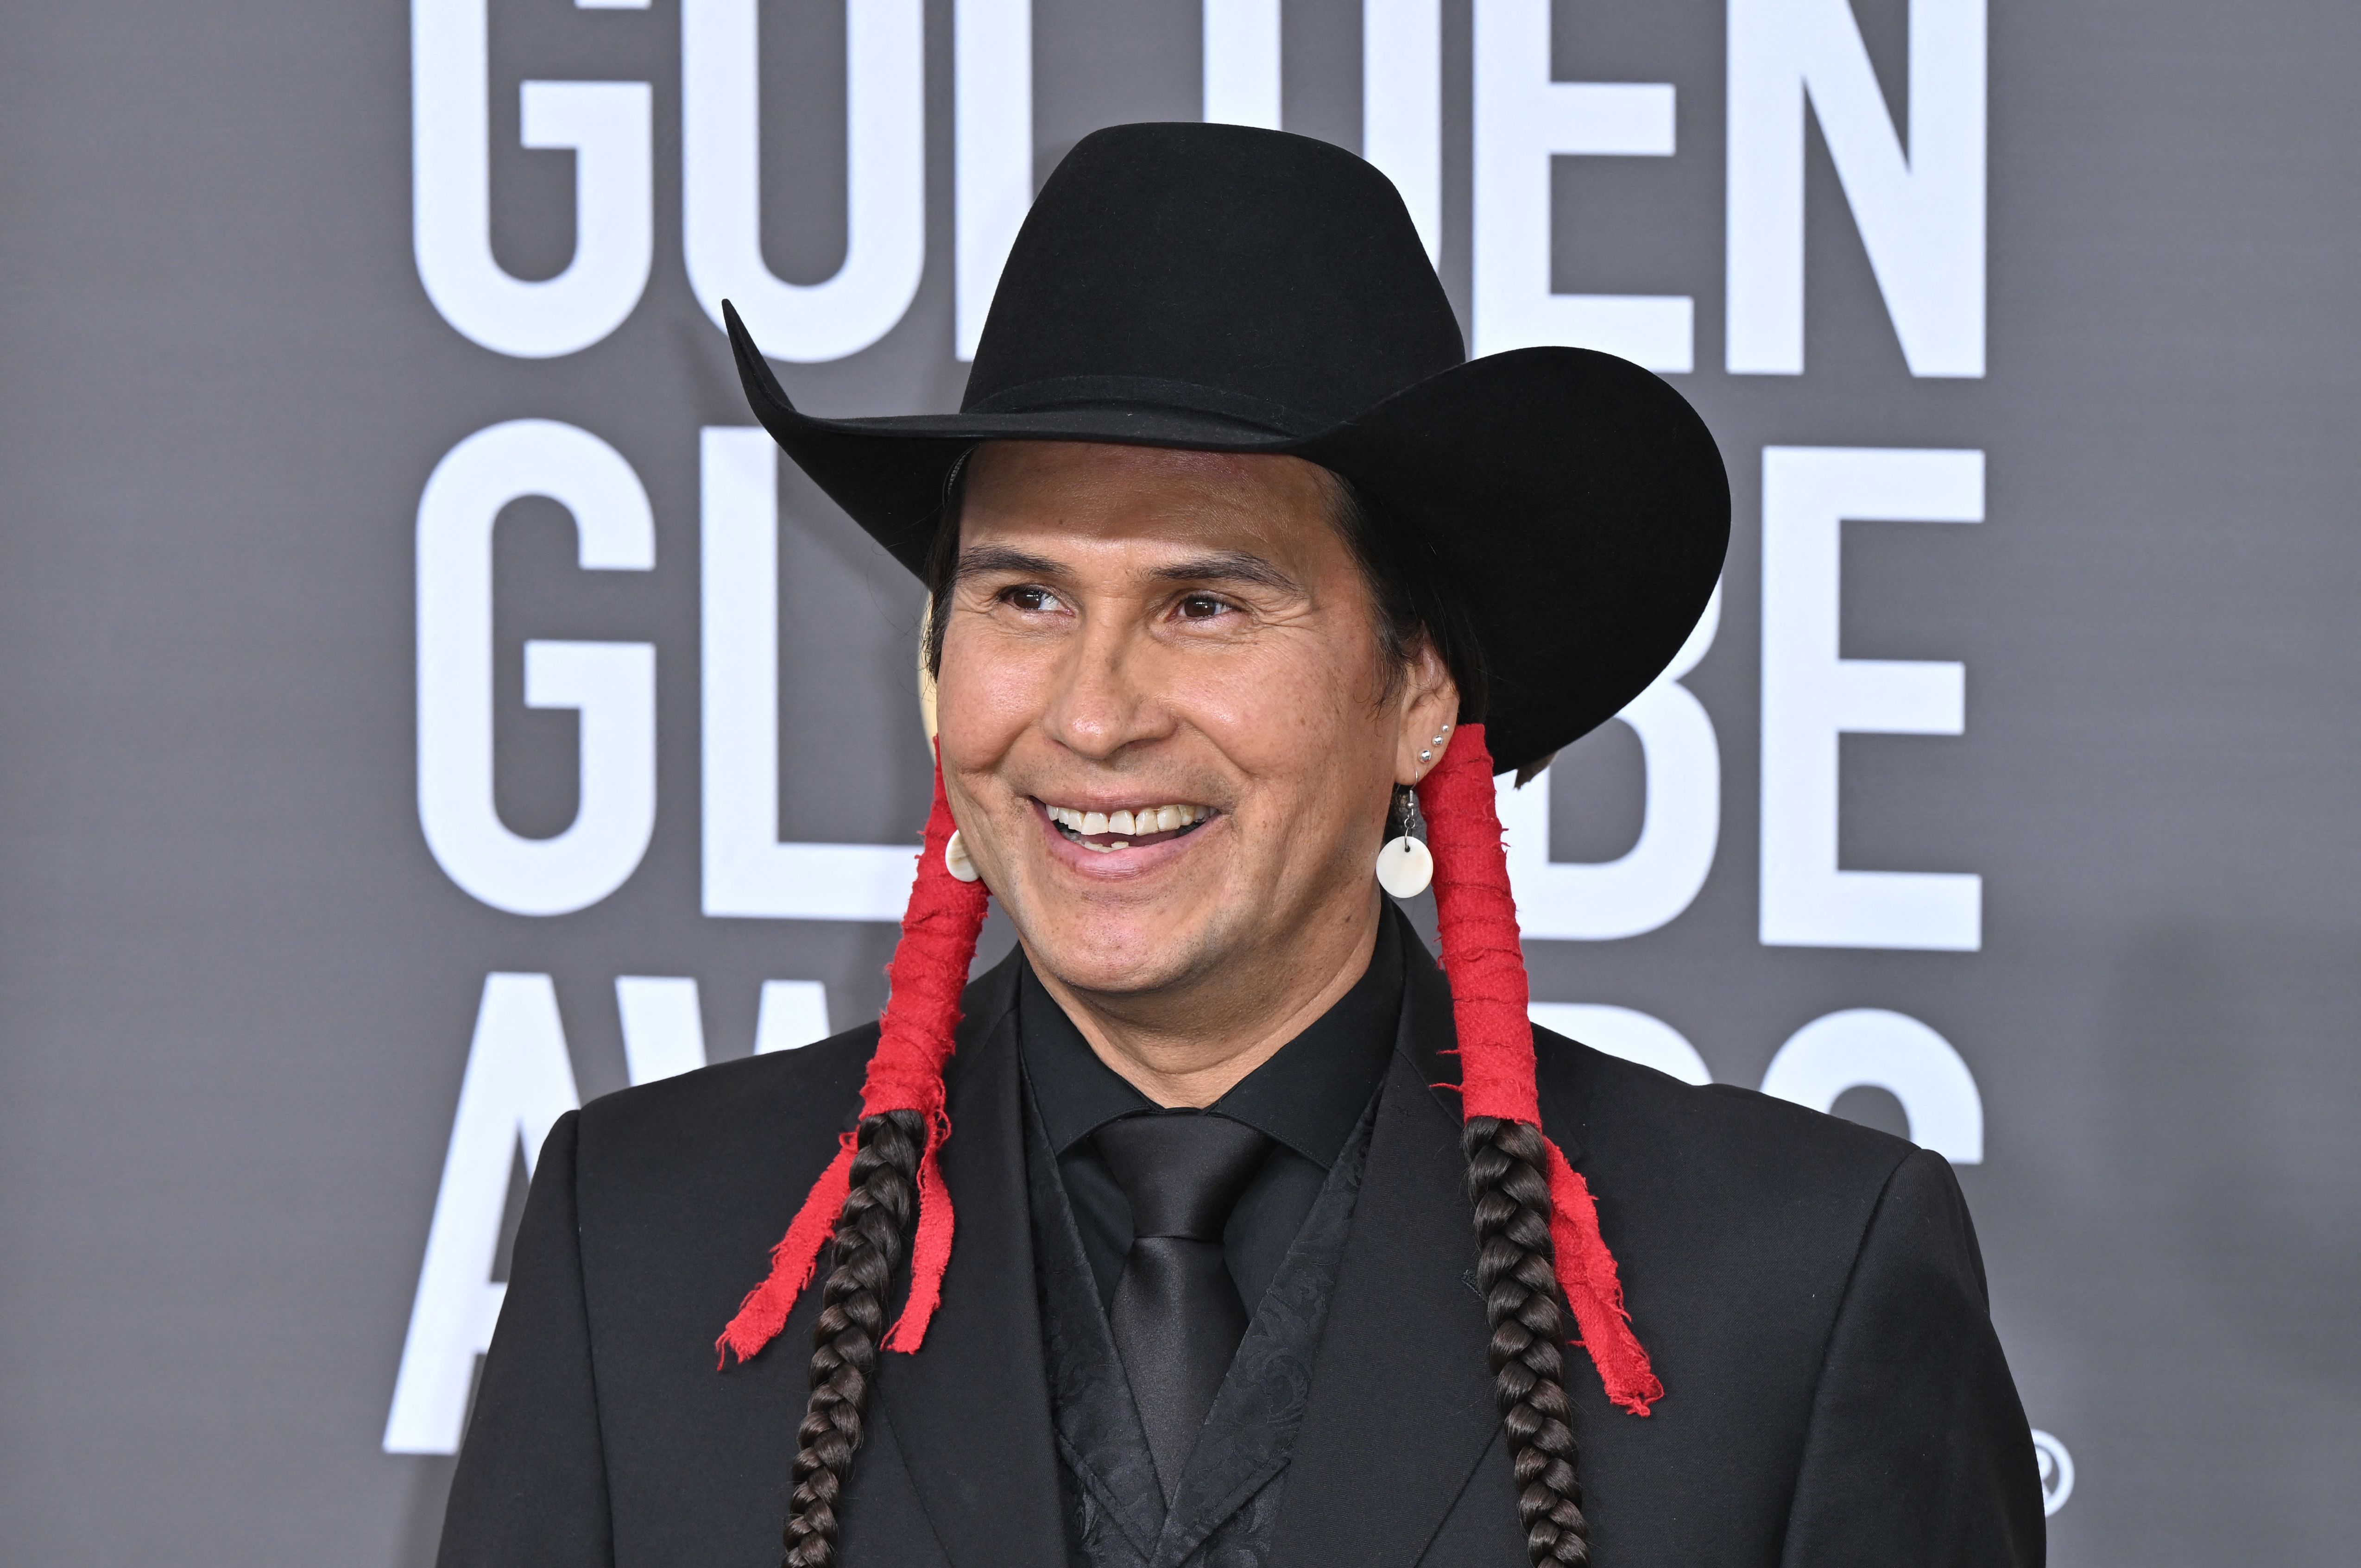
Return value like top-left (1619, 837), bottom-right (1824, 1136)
top-left (953, 543), bottom-right (1067, 580)
top-left (1147, 551), bottom-right (1303, 595)
top-left (954, 545), bottom-right (1304, 597)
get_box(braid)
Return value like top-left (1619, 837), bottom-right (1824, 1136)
top-left (1465, 1115), bottom-right (1592, 1568)
top-left (779, 1109), bottom-right (925, 1568)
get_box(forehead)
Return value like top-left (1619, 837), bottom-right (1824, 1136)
top-left (959, 441), bottom-right (1347, 567)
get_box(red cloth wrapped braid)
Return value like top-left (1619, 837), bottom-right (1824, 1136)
top-left (716, 758), bottom-right (989, 1366)
top-left (1415, 724), bottom-right (1663, 1416)
top-left (712, 725), bottom-right (1659, 1417)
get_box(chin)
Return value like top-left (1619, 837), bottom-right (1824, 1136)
top-left (1013, 901), bottom-right (1222, 999)
top-left (1026, 931), bottom-right (1204, 999)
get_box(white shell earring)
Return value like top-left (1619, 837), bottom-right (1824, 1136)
top-left (943, 829), bottom-right (981, 883)
top-left (1375, 788), bottom-right (1433, 899)
top-left (1377, 834), bottom-right (1433, 899)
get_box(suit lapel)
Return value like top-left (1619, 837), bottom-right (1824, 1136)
top-left (1268, 926), bottom-right (1509, 1568)
top-left (878, 959), bottom-right (1069, 1568)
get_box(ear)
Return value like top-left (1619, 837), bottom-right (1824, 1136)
top-left (1394, 639), bottom-right (1461, 787)
top-left (918, 594), bottom-right (941, 743)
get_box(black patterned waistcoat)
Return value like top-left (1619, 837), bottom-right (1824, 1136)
top-left (1022, 1079), bottom-right (1374, 1568)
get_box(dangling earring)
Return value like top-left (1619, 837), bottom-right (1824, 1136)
top-left (1376, 785), bottom-right (1433, 899)
top-left (944, 828), bottom-right (981, 882)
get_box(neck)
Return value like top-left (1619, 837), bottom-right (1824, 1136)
top-left (1025, 889), bottom-right (1384, 1108)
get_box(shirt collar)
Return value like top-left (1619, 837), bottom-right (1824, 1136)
top-left (1018, 911), bottom-right (1404, 1170)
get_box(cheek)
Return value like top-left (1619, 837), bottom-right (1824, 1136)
top-left (1181, 644), bottom-right (1388, 786)
top-left (933, 627), bottom-right (1047, 774)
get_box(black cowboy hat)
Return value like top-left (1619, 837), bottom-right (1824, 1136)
top-left (725, 121), bottom-right (1728, 776)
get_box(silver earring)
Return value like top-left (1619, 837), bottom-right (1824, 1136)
top-left (943, 829), bottom-right (981, 882)
top-left (1417, 726), bottom-right (1449, 764)
top-left (1375, 787), bottom-right (1433, 899)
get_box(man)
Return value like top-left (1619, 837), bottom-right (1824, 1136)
top-left (439, 124), bottom-right (2041, 1568)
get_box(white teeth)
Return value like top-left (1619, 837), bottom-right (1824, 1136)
top-left (1044, 801), bottom-right (1212, 838)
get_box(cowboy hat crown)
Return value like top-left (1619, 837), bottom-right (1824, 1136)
top-left (966, 121), bottom-right (1464, 439)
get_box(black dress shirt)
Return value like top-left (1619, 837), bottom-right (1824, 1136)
top-left (1017, 912), bottom-right (1403, 1315)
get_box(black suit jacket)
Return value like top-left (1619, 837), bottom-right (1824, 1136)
top-left (440, 936), bottom-right (2044, 1567)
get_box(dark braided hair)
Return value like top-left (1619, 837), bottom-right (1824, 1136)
top-left (1466, 1116), bottom-right (1593, 1566)
top-left (1328, 481), bottom-right (1599, 1560)
top-left (779, 1109), bottom-right (926, 1568)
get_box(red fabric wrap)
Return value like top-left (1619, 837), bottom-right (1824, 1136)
top-left (717, 760), bottom-right (988, 1366)
top-left (1416, 724), bottom-right (1662, 1416)
top-left (1414, 725), bottom-right (1540, 1126)
top-left (1545, 1140), bottom-right (1666, 1415)
top-left (714, 1139), bottom-right (855, 1367)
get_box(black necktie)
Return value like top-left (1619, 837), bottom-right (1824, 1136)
top-left (1092, 1111), bottom-right (1274, 1502)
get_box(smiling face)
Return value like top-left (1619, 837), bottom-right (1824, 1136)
top-left (933, 441), bottom-right (1457, 1042)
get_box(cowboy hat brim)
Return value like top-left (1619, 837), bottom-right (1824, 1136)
top-left (725, 301), bottom-right (1728, 776)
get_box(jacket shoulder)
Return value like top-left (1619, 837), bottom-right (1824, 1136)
top-left (567, 951), bottom-right (1022, 1200)
top-left (1532, 1024), bottom-right (1925, 1320)
top-left (1531, 1026), bottom-right (1950, 1451)
top-left (1534, 1023), bottom-right (1915, 1198)
top-left (570, 1020), bottom-right (879, 1200)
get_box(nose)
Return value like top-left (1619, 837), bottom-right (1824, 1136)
top-left (1040, 618), bottom-right (1174, 762)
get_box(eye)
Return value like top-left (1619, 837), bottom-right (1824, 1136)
top-left (1001, 584), bottom-right (1064, 613)
top-left (1175, 593), bottom-right (1232, 622)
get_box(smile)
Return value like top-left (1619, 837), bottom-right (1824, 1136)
top-left (1038, 800), bottom-right (1217, 854)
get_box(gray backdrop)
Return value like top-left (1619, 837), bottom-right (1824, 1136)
top-left (2, 1), bottom-right (2354, 1563)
